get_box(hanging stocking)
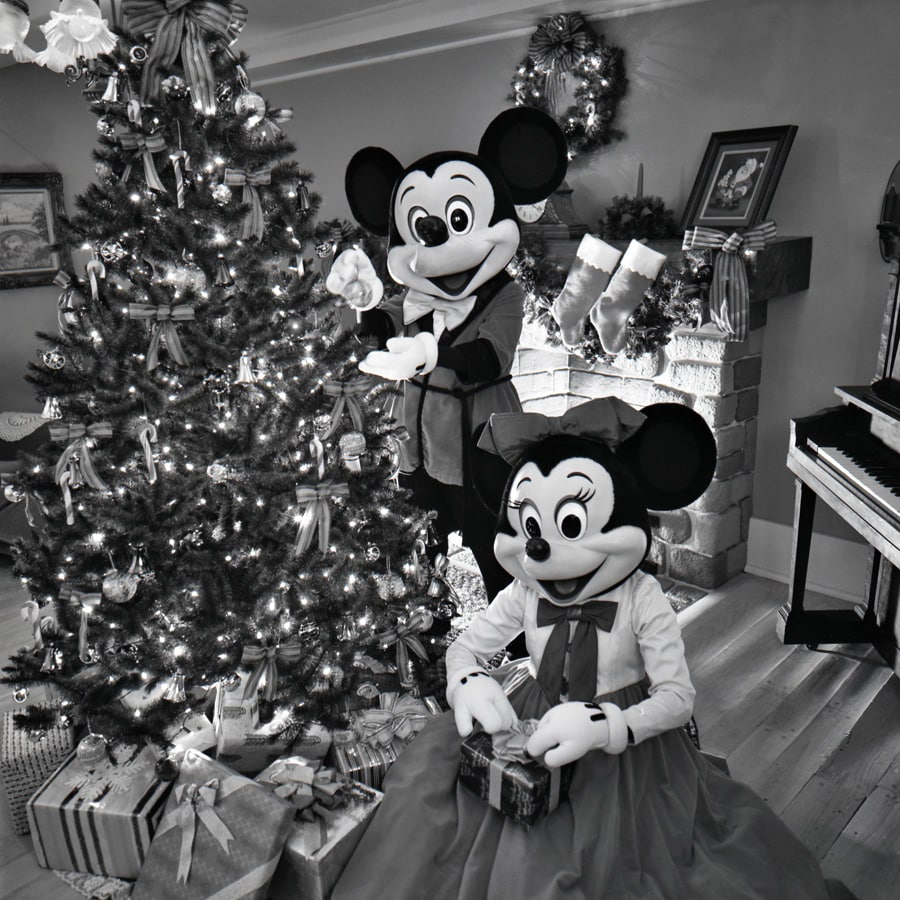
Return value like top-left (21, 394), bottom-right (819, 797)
top-left (550, 234), bottom-right (622, 347)
top-left (589, 239), bottom-right (667, 355)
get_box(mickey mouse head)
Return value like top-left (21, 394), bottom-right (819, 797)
top-left (344, 108), bottom-right (568, 301)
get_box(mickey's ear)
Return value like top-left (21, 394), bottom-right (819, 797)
top-left (345, 147), bottom-right (404, 236)
top-left (478, 108), bottom-right (568, 205)
top-left (618, 404), bottom-right (716, 511)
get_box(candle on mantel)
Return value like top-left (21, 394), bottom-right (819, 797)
top-left (636, 163), bottom-right (644, 199)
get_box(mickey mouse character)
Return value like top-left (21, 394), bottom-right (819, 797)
top-left (334, 398), bottom-right (855, 900)
top-left (342, 108), bottom-right (567, 604)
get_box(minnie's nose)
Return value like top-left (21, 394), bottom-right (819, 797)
top-left (525, 537), bottom-right (550, 561)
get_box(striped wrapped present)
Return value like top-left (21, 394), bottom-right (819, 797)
top-left (26, 743), bottom-right (171, 878)
top-left (0, 710), bottom-right (74, 835)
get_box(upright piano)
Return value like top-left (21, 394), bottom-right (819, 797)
top-left (778, 267), bottom-right (900, 668)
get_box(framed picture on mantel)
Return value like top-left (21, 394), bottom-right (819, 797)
top-left (680, 125), bottom-right (797, 231)
top-left (0, 172), bottom-right (71, 289)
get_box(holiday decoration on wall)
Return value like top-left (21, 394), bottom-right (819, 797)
top-left (509, 12), bottom-right (627, 162)
top-left (1, 3), bottom-right (449, 769)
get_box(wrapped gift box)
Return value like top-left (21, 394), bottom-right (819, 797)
top-left (290, 722), bottom-right (333, 761)
top-left (265, 778), bottom-right (383, 900)
top-left (458, 727), bottom-right (573, 830)
top-left (329, 731), bottom-right (403, 790)
top-left (131, 749), bottom-right (294, 900)
top-left (120, 683), bottom-right (216, 753)
top-left (26, 743), bottom-right (171, 877)
top-left (1, 710), bottom-right (75, 835)
top-left (212, 674), bottom-right (295, 775)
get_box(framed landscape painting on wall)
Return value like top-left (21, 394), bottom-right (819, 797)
top-left (680, 125), bottom-right (798, 231)
top-left (0, 172), bottom-right (71, 289)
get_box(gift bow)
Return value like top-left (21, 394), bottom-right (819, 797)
top-left (240, 641), bottom-right (304, 701)
top-left (123, 0), bottom-right (248, 114)
top-left (681, 220), bottom-right (777, 342)
top-left (375, 609), bottom-right (432, 678)
top-left (127, 302), bottom-right (195, 370)
top-left (50, 422), bottom-right (112, 525)
top-left (403, 289), bottom-right (476, 339)
top-left (117, 129), bottom-right (168, 193)
top-left (170, 778), bottom-right (235, 884)
top-left (491, 719), bottom-right (539, 763)
top-left (21, 600), bottom-right (46, 651)
top-left (223, 166), bottom-right (273, 240)
top-left (291, 483), bottom-right (350, 555)
top-left (59, 586), bottom-right (103, 664)
top-left (353, 692), bottom-right (433, 748)
top-left (321, 376), bottom-right (373, 439)
top-left (476, 397), bottom-right (646, 465)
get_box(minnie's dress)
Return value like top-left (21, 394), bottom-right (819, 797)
top-left (333, 571), bottom-right (855, 900)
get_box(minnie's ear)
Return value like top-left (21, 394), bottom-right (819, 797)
top-left (478, 108), bottom-right (568, 205)
top-left (470, 423), bottom-right (514, 519)
top-left (345, 147), bottom-right (404, 236)
top-left (618, 404), bottom-right (716, 511)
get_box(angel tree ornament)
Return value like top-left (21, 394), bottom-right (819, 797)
top-left (0, 0), bottom-right (36, 62)
top-left (34, 0), bottom-right (116, 73)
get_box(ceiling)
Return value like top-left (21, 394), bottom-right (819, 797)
top-left (5, 0), bottom-right (714, 81)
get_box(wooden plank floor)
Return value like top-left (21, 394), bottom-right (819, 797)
top-left (1, 561), bottom-right (897, 899)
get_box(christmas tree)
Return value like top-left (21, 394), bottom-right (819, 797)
top-left (2, 1), bottom-right (448, 756)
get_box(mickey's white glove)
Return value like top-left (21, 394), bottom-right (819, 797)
top-left (526, 701), bottom-right (629, 768)
top-left (448, 669), bottom-right (517, 737)
top-left (358, 332), bottom-right (438, 381)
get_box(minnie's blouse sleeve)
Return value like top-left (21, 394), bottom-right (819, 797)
top-left (622, 575), bottom-right (696, 745)
top-left (444, 580), bottom-right (527, 696)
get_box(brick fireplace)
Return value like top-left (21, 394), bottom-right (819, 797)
top-left (511, 236), bottom-right (812, 596)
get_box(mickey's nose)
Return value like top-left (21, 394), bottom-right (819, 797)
top-left (415, 215), bottom-right (448, 247)
top-left (525, 537), bottom-right (550, 562)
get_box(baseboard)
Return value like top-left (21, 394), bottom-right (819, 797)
top-left (745, 517), bottom-right (868, 603)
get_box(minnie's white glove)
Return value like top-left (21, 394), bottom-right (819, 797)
top-left (447, 669), bottom-right (517, 737)
top-left (358, 332), bottom-right (438, 381)
top-left (526, 701), bottom-right (629, 768)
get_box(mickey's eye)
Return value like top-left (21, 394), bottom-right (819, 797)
top-left (518, 503), bottom-right (542, 538)
top-left (556, 501), bottom-right (587, 541)
top-left (407, 206), bottom-right (429, 244)
top-left (445, 196), bottom-right (474, 235)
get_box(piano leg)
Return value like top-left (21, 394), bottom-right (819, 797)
top-left (776, 480), bottom-right (881, 647)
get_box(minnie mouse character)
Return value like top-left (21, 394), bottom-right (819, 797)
top-left (334, 398), bottom-right (855, 900)
top-left (341, 108), bottom-right (567, 604)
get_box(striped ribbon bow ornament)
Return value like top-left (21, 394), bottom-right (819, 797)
top-left (240, 642), bottom-right (304, 701)
top-left (127, 302), bottom-right (195, 370)
top-left (289, 483), bottom-right (351, 555)
top-left (681, 220), bottom-right (777, 342)
top-left (117, 129), bottom-right (169, 193)
top-left (53, 271), bottom-right (84, 335)
top-left (123, 0), bottom-right (248, 114)
top-left (681, 219), bottom-right (776, 341)
top-left (375, 609), bottom-right (433, 683)
top-left (50, 422), bottom-right (112, 525)
top-left (320, 375), bottom-right (373, 439)
top-left (223, 166), bottom-right (273, 240)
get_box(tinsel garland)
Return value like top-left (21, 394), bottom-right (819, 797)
top-left (509, 12), bottom-right (627, 160)
top-left (510, 233), bottom-right (711, 363)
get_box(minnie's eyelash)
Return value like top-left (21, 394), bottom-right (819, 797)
top-left (506, 500), bottom-right (523, 510)
top-left (571, 487), bottom-right (595, 503)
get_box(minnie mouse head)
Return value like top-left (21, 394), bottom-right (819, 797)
top-left (476, 399), bottom-right (717, 604)
top-left (344, 107), bottom-right (567, 300)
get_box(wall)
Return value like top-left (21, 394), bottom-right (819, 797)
top-left (1, 0), bottom-right (896, 550)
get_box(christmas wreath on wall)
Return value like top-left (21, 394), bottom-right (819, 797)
top-left (509, 12), bottom-right (627, 160)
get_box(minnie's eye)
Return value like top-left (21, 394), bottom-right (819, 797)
top-left (556, 501), bottom-right (587, 540)
top-left (519, 503), bottom-right (541, 538)
top-left (445, 196), bottom-right (473, 235)
top-left (407, 206), bottom-right (428, 244)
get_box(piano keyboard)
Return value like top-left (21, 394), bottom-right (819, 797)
top-left (810, 433), bottom-right (900, 524)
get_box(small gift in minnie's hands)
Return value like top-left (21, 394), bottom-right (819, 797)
top-left (447, 668), bottom-right (517, 736)
top-left (526, 701), bottom-right (630, 768)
